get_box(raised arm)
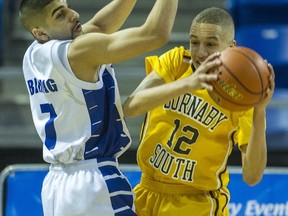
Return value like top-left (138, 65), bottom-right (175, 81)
top-left (68, 0), bottom-right (178, 81)
top-left (82, 0), bottom-right (137, 34)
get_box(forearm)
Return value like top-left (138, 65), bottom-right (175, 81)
top-left (142, 0), bottom-right (178, 44)
top-left (123, 54), bottom-right (222, 117)
top-left (242, 107), bottom-right (267, 185)
top-left (88, 0), bottom-right (137, 34)
top-left (124, 78), bottom-right (189, 117)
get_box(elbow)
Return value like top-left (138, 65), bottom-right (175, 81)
top-left (242, 173), bottom-right (263, 186)
top-left (153, 31), bottom-right (170, 47)
top-left (146, 28), bottom-right (171, 49)
top-left (123, 107), bottom-right (137, 118)
top-left (145, 34), bottom-right (169, 50)
top-left (123, 100), bottom-right (141, 118)
top-left (140, 25), bottom-right (171, 50)
top-left (241, 148), bottom-right (267, 186)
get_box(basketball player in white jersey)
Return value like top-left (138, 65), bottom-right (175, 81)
top-left (19, 0), bottom-right (178, 215)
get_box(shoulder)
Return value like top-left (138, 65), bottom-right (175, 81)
top-left (162, 46), bottom-right (191, 62)
top-left (169, 46), bottom-right (190, 56)
top-left (26, 40), bottom-right (72, 55)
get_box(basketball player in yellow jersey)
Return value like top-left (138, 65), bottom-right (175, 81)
top-left (123, 7), bottom-right (275, 216)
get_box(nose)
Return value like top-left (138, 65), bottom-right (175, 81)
top-left (69, 9), bottom-right (80, 22)
top-left (198, 43), bottom-right (208, 59)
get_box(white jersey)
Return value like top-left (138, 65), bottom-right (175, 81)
top-left (22, 40), bottom-right (131, 164)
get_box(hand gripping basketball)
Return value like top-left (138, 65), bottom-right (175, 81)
top-left (208, 46), bottom-right (270, 111)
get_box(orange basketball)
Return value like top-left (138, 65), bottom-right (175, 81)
top-left (208, 46), bottom-right (270, 111)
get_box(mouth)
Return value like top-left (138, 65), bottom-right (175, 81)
top-left (73, 21), bottom-right (82, 33)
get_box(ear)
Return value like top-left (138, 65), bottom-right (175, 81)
top-left (32, 28), bottom-right (50, 42)
top-left (230, 40), bottom-right (236, 47)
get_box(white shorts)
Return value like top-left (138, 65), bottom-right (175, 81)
top-left (41, 158), bottom-right (136, 216)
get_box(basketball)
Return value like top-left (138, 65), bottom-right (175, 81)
top-left (208, 46), bottom-right (270, 111)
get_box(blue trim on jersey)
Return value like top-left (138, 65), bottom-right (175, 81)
top-left (40, 103), bottom-right (57, 150)
top-left (98, 161), bottom-right (136, 215)
top-left (82, 68), bottom-right (130, 159)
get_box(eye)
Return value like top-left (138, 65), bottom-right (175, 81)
top-left (190, 41), bottom-right (199, 46)
top-left (56, 11), bottom-right (65, 19)
top-left (206, 41), bottom-right (219, 47)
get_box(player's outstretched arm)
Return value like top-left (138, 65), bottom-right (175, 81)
top-left (123, 52), bottom-right (221, 117)
top-left (82, 0), bottom-right (137, 34)
top-left (68, 0), bottom-right (178, 81)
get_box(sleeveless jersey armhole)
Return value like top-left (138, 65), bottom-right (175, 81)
top-left (58, 42), bottom-right (76, 77)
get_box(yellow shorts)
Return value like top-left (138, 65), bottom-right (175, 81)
top-left (134, 175), bottom-right (230, 216)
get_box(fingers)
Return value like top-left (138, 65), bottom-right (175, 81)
top-left (193, 52), bottom-right (222, 76)
top-left (191, 52), bottom-right (222, 91)
top-left (201, 73), bottom-right (218, 82)
top-left (202, 59), bottom-right (222, 75)
top-left (197, 58), bottom-right (221, 75)
top-left (264, 59), bottom-right (275, 78)
top-left (205, 53), bottom-right (221, 70)
top-left (197, 73), bottom-right (218, 91)
top-left (198, 73), bottom-right (218, 81)
top-left (257, 60), bottom-right (275, 106)
top-left (264, 60), bottom-right (275, 91)
top-left (205, 51), bottom-right (221, 62)
top-left (264, 59), bottom-right (273, 70)
top-left (202, 82), bottom-right (214, 92)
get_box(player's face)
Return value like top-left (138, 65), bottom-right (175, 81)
top-left (189, 23), bottom-right (232, 69)
top-left (41, 0), bottom-right (82, 40)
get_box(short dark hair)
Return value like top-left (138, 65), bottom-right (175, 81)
top-left (19, 0), bottom-right (53, 31)
top-left (193, 7), bottom-right (234, 27)
top-left (20, 0), bottom-right (53, 12)
top-left (192, 7), bottom-right (235, 40)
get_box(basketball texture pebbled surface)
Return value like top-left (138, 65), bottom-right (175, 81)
top-left (208, 46), bottom-right (270, 111)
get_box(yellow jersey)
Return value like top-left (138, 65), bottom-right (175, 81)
top-left (137, 46), bottom-right (253, 191)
